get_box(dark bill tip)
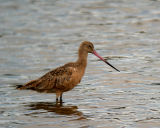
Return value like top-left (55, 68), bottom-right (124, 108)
top-left (104, 60), bottom-right (120, 72)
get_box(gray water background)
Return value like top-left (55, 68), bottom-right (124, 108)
top-left (0, 0), bottom-right (160, 128)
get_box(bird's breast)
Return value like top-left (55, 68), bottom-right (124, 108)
top-left (64, 67), bottom-right (85, 91)
top-left (71, 68), bottom-right (83, 83)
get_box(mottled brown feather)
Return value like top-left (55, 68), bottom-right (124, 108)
top-left (18, 62), bottom-right (85, 93)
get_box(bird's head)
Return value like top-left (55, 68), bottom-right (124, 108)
top-left (80, 41), bottom-right (95, 53)
top-left (80, 41), bottom-right (120, 72)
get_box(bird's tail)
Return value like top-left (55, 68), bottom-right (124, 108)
top-left (16, 79), bottom-right (38, 90)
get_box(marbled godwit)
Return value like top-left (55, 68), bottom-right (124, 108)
top-left (17, 41), bottom-right (120, 102)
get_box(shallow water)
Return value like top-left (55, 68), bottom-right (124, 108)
top-left (0, 0), bottom-right (160, 128)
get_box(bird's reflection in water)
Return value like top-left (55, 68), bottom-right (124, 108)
top-left (26, 102), bottom-right (85, 119)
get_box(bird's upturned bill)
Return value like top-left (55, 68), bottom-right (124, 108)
top-left (93, 50), bottom-right (120, 72)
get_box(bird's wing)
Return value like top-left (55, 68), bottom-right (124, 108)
top-left (34, 65), bottom-right (75, 91)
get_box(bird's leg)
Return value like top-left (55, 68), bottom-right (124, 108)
top-left (56, 95), bottom-right (59, 102)
top-left (56, 92), bottom-right (60, 102)
top-left (56, 92), bottom-right (63, 103)
top-left (60, 93), bottom-right (63, 103)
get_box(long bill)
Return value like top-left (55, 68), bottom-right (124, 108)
top-left (93, 50), bottom-right (120, 72)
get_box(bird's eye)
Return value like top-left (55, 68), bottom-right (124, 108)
top-left (88, 45), bottom-right (92, 49)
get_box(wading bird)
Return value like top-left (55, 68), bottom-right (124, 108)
top-left (17, 41), bottom-right (120, 102)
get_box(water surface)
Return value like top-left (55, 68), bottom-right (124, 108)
top-left (0, 0), bottom-right (160, 128)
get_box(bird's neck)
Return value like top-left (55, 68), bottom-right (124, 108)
top-left (76, 48), bottom-right (88, 69)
